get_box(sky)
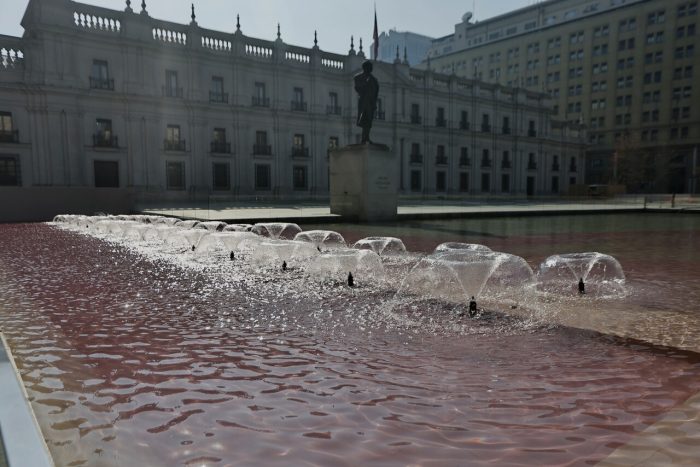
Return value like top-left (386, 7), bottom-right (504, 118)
top-left (1, 0), bottom-right (534, 55)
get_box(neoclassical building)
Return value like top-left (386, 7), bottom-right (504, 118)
top-left (0, 0), bottom-right (586, 201)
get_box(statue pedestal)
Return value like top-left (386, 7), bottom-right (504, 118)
top-left (330, 144), bottom-right (398, 222)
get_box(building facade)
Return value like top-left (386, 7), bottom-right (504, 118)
top-left (0, 0), bottom-right (585, 200)
top-left (372, 29), bottom-right (434, 66)
top-left (424, 0), bottom-right (700, 193)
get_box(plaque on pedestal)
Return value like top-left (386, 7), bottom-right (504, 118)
top-left (330, 143), bottom-right (398, 222)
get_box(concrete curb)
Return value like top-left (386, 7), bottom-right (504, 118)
top-left (0, 333), bottom-right (54, 467)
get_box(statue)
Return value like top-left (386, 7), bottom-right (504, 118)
top-left (354, 60), bottom-right (379, 144)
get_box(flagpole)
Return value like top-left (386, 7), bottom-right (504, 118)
top-left (373, 4), bottom-right (379, 61)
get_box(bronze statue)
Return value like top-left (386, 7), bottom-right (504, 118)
top-left (354, 60), bottom-right (379, 144)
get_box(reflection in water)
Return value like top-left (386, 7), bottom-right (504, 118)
top-left (0, 217), bottom-right (699, 466)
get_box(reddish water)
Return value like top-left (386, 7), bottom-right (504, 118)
top-left (1, 219), bottom-right (699, 466)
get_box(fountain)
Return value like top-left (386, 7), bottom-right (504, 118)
top-left (152, 217), bottom-right (179, 226)
top-left (31, 213), bottom-right (700, 467)
top-left (223, 224), bottom-right (253, 232)
top-left (142, 225), bottom-right (177, 243)
top-left (294, 230), bottom-right (347, 249)
top-left (174, 220), bottom-right (200, 229)
top-left (353, 237), bottom-right (406, 256)
top-left (434, 242), bottom-right (492, 253)
top-left (536, 252), bottom-right (626, 297)
top-left (194, 232), bottom-right (262, 255)
top-left (251, 223), bottom-right (302, 240)
top-left (395, 250), bottom-right (535, 314)
top-left (249, 239), bottom-right (319, 267)
top-left (123, 224), bottom-right (151, 241)
top-left (307, 249), bottom-right (385, 283)
top-left (195, 221), bottom-right (227, 232)
top-left (164, 228), bottom-right (209, 250)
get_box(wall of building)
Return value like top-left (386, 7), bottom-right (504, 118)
top-left (372, 30), bottom-right (434, 66)
top-left (423, 0), bottom-right (700, 193)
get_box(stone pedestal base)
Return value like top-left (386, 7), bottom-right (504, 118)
top-left (330, 144), bottom-right (397, 222)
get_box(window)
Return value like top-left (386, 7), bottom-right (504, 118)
top-left (166, 125), bottom-right (180, 142)
top-left (410, 170), bottom-right (422, 192)
top-left (0, 111), bottom-right (17, 143)
top-left (253, 82), bottom-right (268, 106)
top-left (678, 2), bottom-right (698, 17)
top-left (165, 125), bottom-right (184, 151)
top-left (459, 147), bottom-right (469, 166)
top-left (293, 166), bottom-right (307, 190)
top-left (481, 113), bottom-right (491, 132)
top-left (410, 103), bottom-right (421, 124)
top-left (502, 116), bottom-right (510, 134)
top-left (292, 134), bottom-right (307, 157)
top-left (594, 25), bottom-right (609, 37)
top-left (435, 145), bottom-right (447, 165)
top-left (212, 163), bottom-right (230, 190)
top-left (593, 44), bottom-right (608, 55)
top-left (292, 87), bottom-right (306, 111)
top-left (90, 60), bottom-right (112, 90)
top-left (254, 131), bottom-right (271, 155)
top-left (94, 119), bottom-right (115, 147)
top-left (647, 10), bottom-right (666, 24)
top-left (166, 161), bottom-right (185, 190)
top-left (501, 174), bottom-right (510, 193)
top-left (165, 70), bottom-right (181, 97)
top-left (592, 62), bottom-right (608, 74)
top-left (436, 171), bottom-right (446, 192)
top-left (481, 173), bottom-right (490, 193)
top-left (459, 172), bottom-right (469, 192)
top-left (618, 38), bottom-right (634, 51)
top-left (0, 156), bottom-right (20, 186)
top-left (91, 60), bottom-right (109, 80)
top-left (592, 81), bottom-right (607, 92)
top-left (211, 128), bottom-right (229, 153)
top-left (213, 128), bottom-right (227, 144)
top-left (460, 110), bottom-right (469, 129)
top-left (591, 99), bottom-right (606, 110)
top-left (502, 150), bottom-right (511, 169)
top-left (210, 77), bottom-right (227, 103)
top-left (93, 160), bottom-right (119, 187)
top-left (646, 31), bottom-right (664, 44)
top-left (528, 120), bottom-right (537, 137)
top-left (479, 149), bottom-right (491, 168)
top-left (255, 164), bottom-right (271, 190)
top-left (551, 176), bottom-right (559, 193)
top-left (547, 37), bottom-right (561, 48)
top-left (528, 153), bottom-right (537, 170)
top-left (328, 92), bottom-right (340, 114)
top-left (436, 107), bottom-right (446, 127)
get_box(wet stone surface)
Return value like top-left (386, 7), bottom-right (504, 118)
top-left (0, 221), bottom-right (699, 466)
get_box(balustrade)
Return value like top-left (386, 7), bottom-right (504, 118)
top-left (73, 11), bottom-right (121, 33)
top-left (245, 44), bottom-right (273, 59)
top-left (202, 36), bottom-right (231, 52)
top-left (164, 139), bottom-right (186, 151)
top-left (0, 130), bottom-right (19, 144)
top-left (153, 28), bottom-right (187, 46)
top-left (93, 134), bottom-right (119, 148)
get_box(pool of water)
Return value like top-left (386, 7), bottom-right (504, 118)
top-left (1, 213), bottom-right (699, 466)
